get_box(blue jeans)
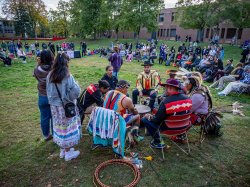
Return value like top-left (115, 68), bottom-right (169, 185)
top-left (112, 71), bottom-right (118, 80)
top-left (38, 95), bottom-right (52, 137)
top-left (142, 118), bottom-right (169, 143)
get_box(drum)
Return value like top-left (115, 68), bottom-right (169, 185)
top-left (135, 104), bottom-right (151, 114)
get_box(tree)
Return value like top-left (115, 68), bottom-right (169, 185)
top-left (222, 0), bottom-right (250, 44)
top-left (121, 0), bottom-right (164, 42)
top-left (107, 0), bottom-right (124, 40)
top-left (69, 0), bottom-right (102, 39)
top-left (176, 0), bottom-right (250, 42)
top-left (176, 0), bottom-right (222, 41)
top-left (2, 0), bottom-right (48, 38)
top-left (57, 0), bottom-right (70, 37)
top-left (48, 0), bottom-right (70, 37)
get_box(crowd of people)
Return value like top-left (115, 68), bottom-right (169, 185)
top-left (1, 37), bottom-right (248, 161)
top-left (33, 44), bottom-right (245, 161)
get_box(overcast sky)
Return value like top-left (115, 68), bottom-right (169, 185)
top-left (0, 0), bottom-right (178, 16)
top-left (43, 0), bottom-right (177, 10)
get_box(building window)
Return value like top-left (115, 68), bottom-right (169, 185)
top-left (210, 29), bottom-right (214, 39)
top-left (171, 13), bottom-right (175, 22)
top-left (221, 28), bottom-right (225, 38)
top-left (170, 28), bottom-right (176, 37)
top-left (163, 29), bottom-right (166, 37)
top-left (167, 29), bottom-right (169, 37)
top-left (238, 28), bottom-right (243, 39)
top-left (159, 13), bottom-right (164, 22)
top-left (205, 28), bottom-right (210, 38)
top-left (160, 29), bottom-right (163, 37)
top-left (226, 28), bottom-right (237, 39)
top-left (157, 30), bottom-right (160, 37)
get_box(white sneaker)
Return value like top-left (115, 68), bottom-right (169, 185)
top-left (65, 150), bottom-right (80, 161)
top-left (60, 149), bottom-right (65, 158)
top-left (22, 61), bottom-right (27, 64)
top-left (60, 148), bottom-right (74, 158)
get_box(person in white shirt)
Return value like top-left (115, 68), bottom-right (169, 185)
top-left (17, 48), bottom-right (26, 63)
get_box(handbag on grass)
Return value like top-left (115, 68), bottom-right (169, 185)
top-left (55, 84), bottom-right (76, 118)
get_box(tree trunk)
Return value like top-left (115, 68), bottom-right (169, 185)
top-left (115, 27), bottom-right (119, 41)
top-left (93, 30), bottom-right (96, 40)
top-left (235, 28), bottom-right (239, 45)
top-left (116, 31), bottom-right (118, 41)
top-left (136, 26), bottom-right (140, 43)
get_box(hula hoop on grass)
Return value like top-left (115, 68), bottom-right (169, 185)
top-left (93, 159), bottom-right (141, 187)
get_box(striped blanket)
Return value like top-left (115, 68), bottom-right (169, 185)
top-left (87, 107), bottom-right (126, 157)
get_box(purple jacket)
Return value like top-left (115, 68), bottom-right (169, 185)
top-left (108, 52), bottom-right (123, 72)
top-left (190, 93), bottom-right (209, 114)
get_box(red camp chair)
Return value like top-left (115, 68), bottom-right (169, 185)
top-left (160, 113), bottom-right (191, 159)
top-left (26, 52), bottom-right (33, 58)
top-left (8, 53), bottom-right (15, 59)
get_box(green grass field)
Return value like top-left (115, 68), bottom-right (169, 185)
top-left (0, 39), bottom-right (249, 186)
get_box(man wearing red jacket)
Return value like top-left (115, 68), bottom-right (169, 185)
top-left (142, 79), bottom-right (192, 149)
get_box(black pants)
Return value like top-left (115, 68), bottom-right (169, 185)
top-left (132, 89), bottom-right (157, 109)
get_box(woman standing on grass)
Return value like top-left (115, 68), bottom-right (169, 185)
top-left (33, 50), bottom-right (54, 141)
top-left (46, 52), bottom-right (82, 161)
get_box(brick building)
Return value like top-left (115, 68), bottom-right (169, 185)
top-left (112, 8), bottom-right (250, 44)
top-left (0, 19), bottom-right (15, 38)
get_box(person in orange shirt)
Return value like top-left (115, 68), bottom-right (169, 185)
top-left (132, 61), bottom-right (160, 110)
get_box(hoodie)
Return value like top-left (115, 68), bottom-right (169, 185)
top-left (33, 65), bottom-right (51, 96)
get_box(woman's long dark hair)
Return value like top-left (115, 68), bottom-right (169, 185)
top-left (40, 49), bottom-right (54, 67)
top-left (50, 53), bottom-right (70, 83)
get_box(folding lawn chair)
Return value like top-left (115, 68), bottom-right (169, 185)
top-left (160, 113), bottom-right (191, 159)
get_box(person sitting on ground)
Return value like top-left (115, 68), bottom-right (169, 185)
top-left (77, 80), bottom-right (110, 124)
top-left (126, 51), bottom-right (133, 62)
top-left (210, 63), bottom-right (244, 90)
top-left (142, 78), bottom-right (192, 148)
top-left (175, 52), bottom-right (182, 66)
top-left (141, 50), bottom-right (148, 60)
top-left (103, 80), bottom-right (143, 144)
top-left (134, 48), bottom-right (141, 62)
top-left (198, 55), bottom-right (214, 74)
top-left (101, 65), bottom-right (118, 90)
top-left (218, 65), bottom-right (250, 96)
top-left (213, 59), bottom-right (234, 81)
top-left (86, 48), bottom-right (91, 56)
top-left (149, 49), bottom-right (157, 64)
top-left (165, 46), bottom-right (175, 66)
top-left (204, 57), bottom-right (223, 82)
top-left (17, 47), bottom-right (27, 63)
top-left (132, 61), bottom-right (160, 110)
top-left (0, 48), bottom-right (12, 66)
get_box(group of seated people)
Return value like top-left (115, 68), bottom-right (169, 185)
top-left (0, 46), bottom-right (28, 65)
top-left (77, 59), bottom-right (222, 150)
top-left (169, 43), bottom-right (250, 96)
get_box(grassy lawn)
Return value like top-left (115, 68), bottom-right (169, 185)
top-left (0, 39), bottom-right (249, 186)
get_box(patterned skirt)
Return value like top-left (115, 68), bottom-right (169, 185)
top-left (51, 105), bottom-right (82, 149)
